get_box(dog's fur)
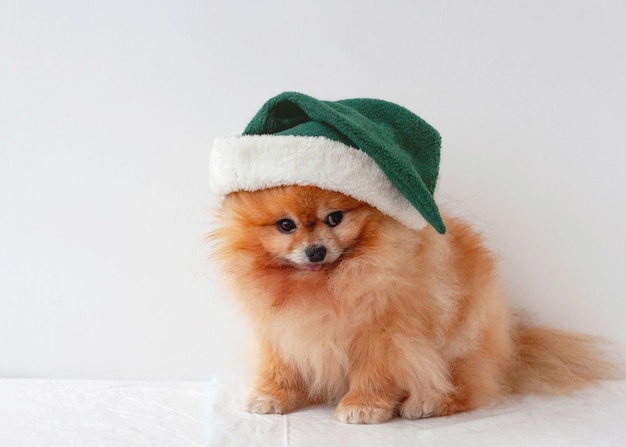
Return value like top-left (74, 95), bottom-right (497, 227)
top-left (210, 185), bottom-right (614, 424)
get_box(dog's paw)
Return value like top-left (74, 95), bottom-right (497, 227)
top-left (397, 394), bottom-right (437, 420)
top-left (245, 393), bottom-right (296, 415)
top-left (336, 401), bottom-right (394, 424)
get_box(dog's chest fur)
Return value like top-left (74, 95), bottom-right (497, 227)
top-left (269, 303), bottom-right (351, 401)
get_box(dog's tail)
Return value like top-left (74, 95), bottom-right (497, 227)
top-left (508, 324), bottom-right (618, 395)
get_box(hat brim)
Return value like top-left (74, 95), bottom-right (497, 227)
top-left (210, 135), bottom-right (429, 231)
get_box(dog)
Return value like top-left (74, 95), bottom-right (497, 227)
top-left (210, 184), bottom-right (614, 424)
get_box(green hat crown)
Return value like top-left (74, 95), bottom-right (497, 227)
top-left (241, 92), bottom-right (445, 234)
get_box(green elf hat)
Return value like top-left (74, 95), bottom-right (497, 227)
top-left (210, 92), bottom-right (446, 234)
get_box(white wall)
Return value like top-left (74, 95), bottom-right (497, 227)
top-left (1, 0), bottom-right (625, 379)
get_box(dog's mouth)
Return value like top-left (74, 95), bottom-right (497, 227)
top-left (305, 263), bottom-right (323, 272)
top-left (279, 259), bottom-right (332, 273)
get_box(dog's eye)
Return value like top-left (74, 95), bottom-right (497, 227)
top-left (277, 218), bottom-right (297, 234)
top-left (325, 211), bottom-right (343, 227)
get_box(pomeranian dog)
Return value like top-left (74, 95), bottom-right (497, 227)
top-left (210, 185), bottom-right (614, 424)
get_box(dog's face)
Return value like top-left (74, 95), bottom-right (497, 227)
top-left (217, 185), bottom-right (382, 272)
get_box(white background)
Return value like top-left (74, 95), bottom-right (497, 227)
top-left (1, 0), bottom-right (625, 380)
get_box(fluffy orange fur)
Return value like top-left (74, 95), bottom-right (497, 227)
top-left (210, 185), bottom-right (614, 424)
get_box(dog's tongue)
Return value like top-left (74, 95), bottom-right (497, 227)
top-left (306, 264), bottom-right (323, 272)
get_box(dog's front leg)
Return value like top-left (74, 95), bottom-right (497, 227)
top-left (246, 341), bottom-right (307, 415)
top-left (336, 328), bottom-right (403, 424)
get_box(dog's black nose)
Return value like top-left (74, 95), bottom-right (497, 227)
top-left (305, 245), bottom-right (326, 263)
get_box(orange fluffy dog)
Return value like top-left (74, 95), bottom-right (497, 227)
top-left (211, 185), bottom-right (613, 424)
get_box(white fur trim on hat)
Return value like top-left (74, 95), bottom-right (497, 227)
top-left (209, 135), bottom-right (428, 231)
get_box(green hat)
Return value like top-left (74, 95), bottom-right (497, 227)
top-left (210, 91), bottom-right (445, 234)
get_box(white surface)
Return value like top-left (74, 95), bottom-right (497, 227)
top-left (1, 0), bottom-right (626, 379)
top-left (1, 377), bottom-right (625, 447)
